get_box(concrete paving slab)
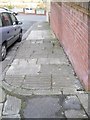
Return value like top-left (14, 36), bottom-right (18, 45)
top-left (65, 110), bottom-right (88, 118)
top-left (27, 30), bottom-right (53, 40)
top-left (6, 59), bottom-right (41, 76)
top-left (37, 58), bottom-right (66, 65)
top-left (63, 95), bottom-right (82, 110)
top-left (39, 64), bottom-right (74, 76)
top-left (22, 94), bottom-right (88, 118)
top-left (77, 93), bottom-right (88, 115)
top-left (3, 95), bottom-right (21, 116)
top-left (52, 75), bottom-right (76, 89)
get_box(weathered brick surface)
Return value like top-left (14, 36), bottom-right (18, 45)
top-left (50, 2), bottom-right (89, 90)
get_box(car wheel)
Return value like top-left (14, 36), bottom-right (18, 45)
top-left (1, 43), bottom-right (7, 61)
top-left (17, 32), bottom-right (22, 42)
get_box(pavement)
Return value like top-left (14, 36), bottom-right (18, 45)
top-left (0, 22), bottom-right (89, 119)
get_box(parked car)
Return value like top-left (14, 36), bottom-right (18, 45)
top-left (1, 7), bottom-right (18, 15)
top-left (0, 8), bottom-right (22, 61)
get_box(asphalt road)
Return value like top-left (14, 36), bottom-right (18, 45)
top-left (1, 14), bottom-right (46, 73)
top-left (17, 14), bottom-right (46, 34)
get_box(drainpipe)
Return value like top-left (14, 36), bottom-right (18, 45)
top-left (46, 0), bottom-right (51, 22)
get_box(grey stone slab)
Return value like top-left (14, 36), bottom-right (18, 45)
top-left (77, 94), bottom-right (88, 115)
top-left (6, 59), bottom-right (41, 76)
top-left (0, 87), bottom-right (6, 103)
top-left (22, 75), bottom-right (51, 90)
top-left (23, 96), bottom-right (66, 118)
top-left (3, 95), bottom-right (21, 116)
top-left (63, 95), bottom-right (82, 110)
top-left (0, 103), bottom-right (3, 117)
top-left (65, 110), bottom-right (88, 118)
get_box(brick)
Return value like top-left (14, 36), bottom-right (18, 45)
top-left (50, 2), bottom-right (89, 91)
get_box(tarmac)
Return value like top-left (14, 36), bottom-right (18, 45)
top-left (0, 22), bottom-right (89, 119)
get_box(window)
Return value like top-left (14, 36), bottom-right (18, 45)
top-left (2, 13), bottom-right (12, 26)
top-left (10, 14), bottom-right (17, 25)
top-left (0, 16), bottom-right (2, 27)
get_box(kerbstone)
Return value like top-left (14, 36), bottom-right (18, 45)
top-left (0, 87), bottom-right (6, 103)
top-left (2, 114), bottom-right (20, 119)
top-left (3, 95), bottom-right (21, 116)
top-left (0, 103), bottom-right (3, 117)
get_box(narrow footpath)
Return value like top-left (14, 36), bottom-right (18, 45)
top-left (0, 22), bottom-right (89, 119)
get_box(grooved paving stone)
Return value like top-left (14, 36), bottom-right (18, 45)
top-left (6, 59), bottom-right (41, 76)
top-left (22, 75), bottom-right (51, 90)
top-left (5, 75), bottom-right (25, 87)
top-left (3, 95), bottom-right (21, 116)
top-left (52, 75), bottom-right (78, 89)
top-left (2, 81), bottom-right (15, 92)
top-left (12, 88), bottom-right (33, 96)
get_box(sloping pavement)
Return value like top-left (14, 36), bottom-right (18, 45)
top-left (1, 22), bottom-right (89, 119)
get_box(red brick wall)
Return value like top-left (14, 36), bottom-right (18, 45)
top-left (50, 2), bottom-right (89, 91)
